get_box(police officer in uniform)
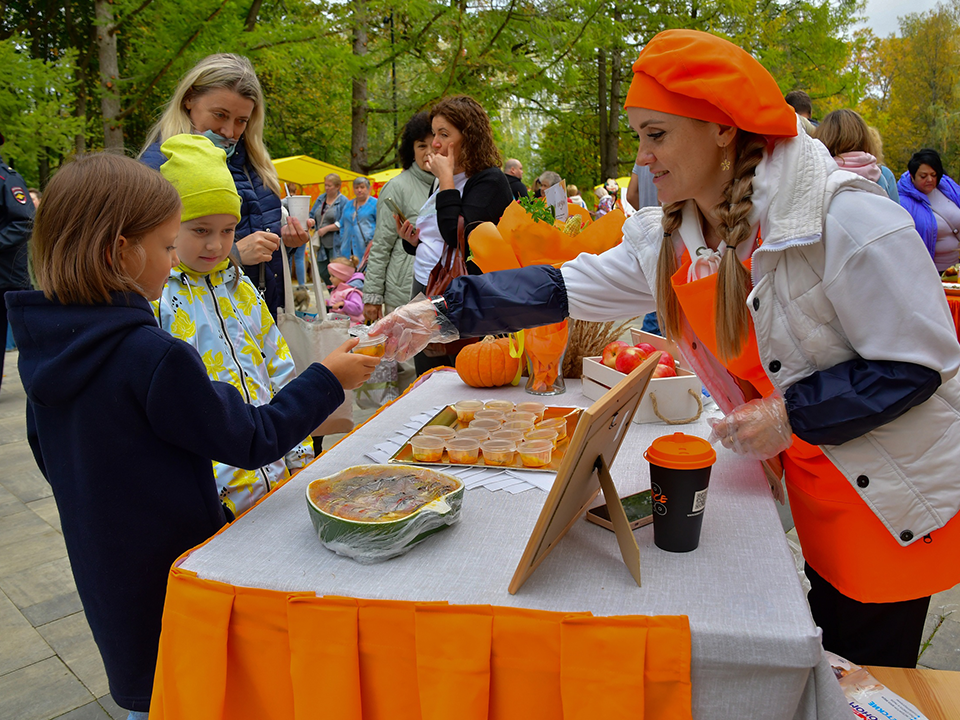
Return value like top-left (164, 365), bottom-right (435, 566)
top-left (0, 131), bottom-right (34, 389)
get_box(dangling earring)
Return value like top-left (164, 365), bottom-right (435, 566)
top-left (720, 146), bottom-right (731, 172)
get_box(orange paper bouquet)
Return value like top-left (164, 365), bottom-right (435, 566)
top-left (467, 201), bottom-right (626, 393)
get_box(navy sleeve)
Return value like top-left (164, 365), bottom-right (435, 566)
top-left (442, 265), bottom-right (568, 337)
top-left (784, 358), bottom-right (941, 446)
top-left (147, 341), bottom-right (345, 469)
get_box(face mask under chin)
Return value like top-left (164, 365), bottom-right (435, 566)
top-left (200, 129), bottom-right (238, 158)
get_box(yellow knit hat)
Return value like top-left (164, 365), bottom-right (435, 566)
top-left (159, 134), bottom-right (242, 222)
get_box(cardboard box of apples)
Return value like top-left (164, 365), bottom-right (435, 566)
top-left (582, 329), bottom-right (703, 424)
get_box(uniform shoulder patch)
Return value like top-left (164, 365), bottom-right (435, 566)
top-left (11, 186), bottom-right (27, 205)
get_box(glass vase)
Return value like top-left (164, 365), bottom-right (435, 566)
top-left (523, 319), bottom-right (568, 396)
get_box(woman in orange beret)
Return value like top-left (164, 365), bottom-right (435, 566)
top-left (370, 30), bottom-right (960, 668)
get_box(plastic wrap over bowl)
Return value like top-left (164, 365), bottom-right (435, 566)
top-left (305, 464), bottom-right (464, 563)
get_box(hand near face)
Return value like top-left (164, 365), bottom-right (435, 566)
top-left (425, 151), bottom-right (455, 183)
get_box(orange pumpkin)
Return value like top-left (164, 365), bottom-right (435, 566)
top-left (455, 336), bottom-right (520, 388)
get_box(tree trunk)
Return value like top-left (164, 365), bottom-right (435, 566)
top-left (75, 64), bottom-right (88, 155)
top-left (598, 48), bottom-right (608, 181)
top-left (604, 44), bottom-right (621, 181)
top-left (351, 0), bottom-right (369, 173)
top-left (95, 0), bottom-right (124, 152)
top-left (244, 0), bottom-right (264, 32)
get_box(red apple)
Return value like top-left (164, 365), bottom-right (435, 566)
top-left (634, 342), bottom-right (657, 358)
top-left (652, 363), bottom-right (677, 378)
top-left (657, 350), bottom-right (675, 367)
top-left (601, 341), bottom-right (630, 369)
top-left (615, 346), bottom-right (645, 374)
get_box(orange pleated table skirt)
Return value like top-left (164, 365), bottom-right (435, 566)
top-left (149, 567), bottom-right (692, 720)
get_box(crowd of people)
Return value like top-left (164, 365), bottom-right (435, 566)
top-left (3, 30), bottom-right (960, 720)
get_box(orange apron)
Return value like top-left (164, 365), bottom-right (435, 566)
top-left (672, 249), bottom-right (960, 603)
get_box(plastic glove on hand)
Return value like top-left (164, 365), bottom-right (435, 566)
top-left (707, 396), bottom-right (793, 460)
top-left (367, 294), bottom-right (459, 362)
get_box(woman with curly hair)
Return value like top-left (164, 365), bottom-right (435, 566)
top-left (397, 94), bottom-right (513, 373)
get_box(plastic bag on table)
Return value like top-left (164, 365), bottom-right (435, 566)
top-left (825, 651), bottom-right (930, 720)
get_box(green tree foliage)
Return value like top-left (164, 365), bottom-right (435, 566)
top-left (0, 36), bottom-right (84, 186)
top-left (4, 0), bottom-right (864, 188)
top-left (857, 1), bottom-right (960, 175)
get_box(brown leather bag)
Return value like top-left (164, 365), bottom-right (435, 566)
top-left (423, 216), bottom-right (476, 358)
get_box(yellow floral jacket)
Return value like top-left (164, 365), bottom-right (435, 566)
top-left (154, 260), bottom-right (313, 515)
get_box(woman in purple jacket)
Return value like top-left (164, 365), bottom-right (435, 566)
top-left (897, 148), bottom-right (960, 272)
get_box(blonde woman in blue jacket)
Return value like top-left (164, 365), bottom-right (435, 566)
top-left (155, 135), bottom-right (314, 517)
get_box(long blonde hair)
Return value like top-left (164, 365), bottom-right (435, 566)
top-left (655, 131), bottom-right (768, 361)
top-left (139, 54), bottom-right (280, 196)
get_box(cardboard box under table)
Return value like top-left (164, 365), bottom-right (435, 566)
top-left (150, 369), bottom-right (852, 720)
top-left (582, 329), bottom-right (703, 424)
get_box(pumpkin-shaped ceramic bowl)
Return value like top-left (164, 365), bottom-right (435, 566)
top-left (306, 464), bottom-right (464, 563)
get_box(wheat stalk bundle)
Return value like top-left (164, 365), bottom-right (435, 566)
top-left (561, 318), bottom-right (639, 378)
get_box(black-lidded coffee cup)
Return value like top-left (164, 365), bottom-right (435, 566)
top-left (644, 432), bottom-right (717, 552)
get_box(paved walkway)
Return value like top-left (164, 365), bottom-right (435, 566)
top-left (0, 349), bottom-right (957, 718)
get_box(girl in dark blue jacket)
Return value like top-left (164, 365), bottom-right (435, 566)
top-left (6, 153), bottom-right (378, 717)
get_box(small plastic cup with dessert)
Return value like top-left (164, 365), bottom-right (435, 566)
top-left (410, 435), bottom-right (445, 463)
top-left (484, 400), bottom-right (515, 413)
top-left (480, 439), bottom-right (517, 466)
top-left (518, 439), bottom-right (553, 467)
top-left (474, 409), bottom-right (505, 423)
top-left (501, 419), bottom-right (534, 433)
top-left (509, 411), bottom-right (537, 425)
top-left (454, 399), bottom-right (484, 424)
top-left (419, 425), bottom-right (457, 441)
top-left (456, 427), bottom-right (491, 442)
top-left (535, 416), bottom-right (568, 441)
top-left (352, 334), bottom-right (386, 357)
top-left (469, 418), bottom-right (502, 433)
top-left (490, 429), bottom-right (525, 444)
top-left (516, 401), bottom-right (546, 421)
top-left (446, 437), bottom-right (481, 464)
top-left (525, 428), bottom-right (559, 448)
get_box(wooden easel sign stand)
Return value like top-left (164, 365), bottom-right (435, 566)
top-left (508, 356), bottom-right (660, 594)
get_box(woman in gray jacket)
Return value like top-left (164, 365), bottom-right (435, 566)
top-left (363, 113), bottom-right (435, 322)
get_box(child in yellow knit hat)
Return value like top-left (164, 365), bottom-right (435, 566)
top-left (155, 134), bottom-right (371, 516)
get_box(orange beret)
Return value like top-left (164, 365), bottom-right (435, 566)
top-left (625, 30), bottom-right (797, 138)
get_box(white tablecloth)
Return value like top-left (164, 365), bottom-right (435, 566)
top-left (181, 369), bottom-right (853, 720)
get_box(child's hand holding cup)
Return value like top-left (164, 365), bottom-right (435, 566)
top-left (322, 338), bottom-right (380, 390)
